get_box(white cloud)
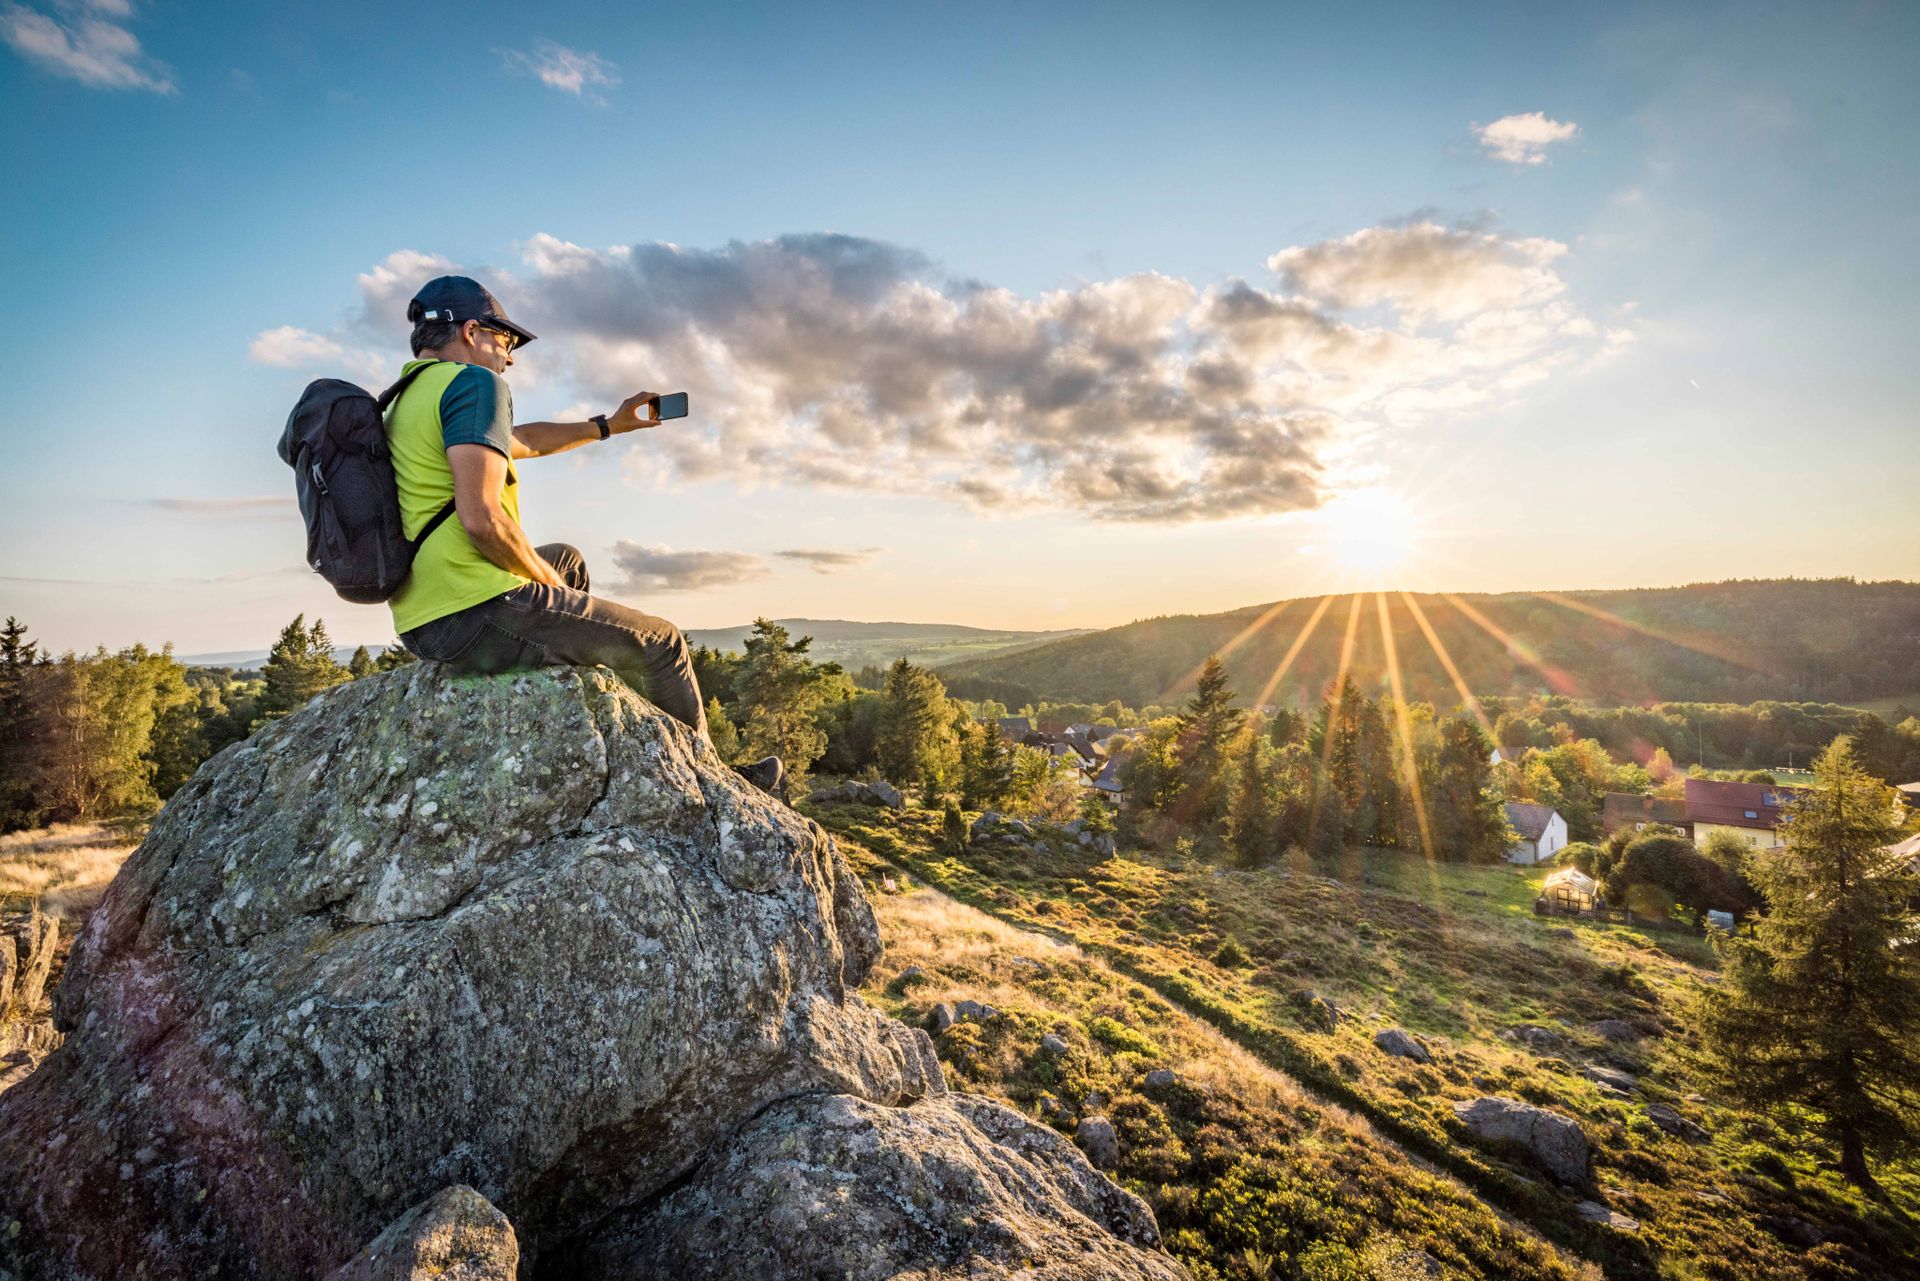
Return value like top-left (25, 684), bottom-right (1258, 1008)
top-left (289, 223), bottom-right (1614, 525)
top-left (248, 325), bottom-right (344, 368)
top-left (501, 40), bottom-right (618, 101)
top-left (1, 0), bottom-right (173, 93)
top-left (1266, 222), bottom-right (1568, 323)
top-left (607, 543), bottom-right (770, 594)
top-left (1474, 112), bottom-right (1578, 165)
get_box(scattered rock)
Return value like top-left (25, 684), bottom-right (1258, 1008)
top-left (1076, 1114), bottom-right (1121, 1170)
top-left (1065, 819), bottom-right (1086, 835)
top-left (1008, 955), bottom-right (1043, 971)
top-left (1037, 1093), bottom-right (1069, 1119)
top-left (1451, 1097), bottom-right (1591, 1185)
top-left (896, 965), bottom-right (928, 987)
top-left (1575, 1200), bottom-right (1640, 1232)
top-left (954, 999), bottom-right (999, 1023)
top-left (1550, 927), bottom-right (1576, 940)
top-left (1374, 1028), bottom-right (1431, 1064)
top-left (3, 667), bottom-right (1175, 1279)
top-left (325, 1185), bottom-right (517, 1281)
top-left (1083, 1090), bottom-right (1109, 1112)
top-left (1041, 1033), bottom-right (1071, 1056)
top-left (1143, 1068), bottom-right (1179, 1090)
top-left (970, 811), bottom-right (1004, 838)
top-left (1291, 989), bottom-right (1341, 1031)
top-left (1078, 831), bottom-right (1096, 847)
top-left (1645, 1102), bottom-right (1709, 1143)
top-left (1505, 1025), bottom-right (1561, 1051)
top-left (1761, 1215), bottom-right (1825, 1249)
top-left (1583, 1065), bottom-right (1639, 1094)
top-left (1588, 1019), bottom-right (1644, 1042)
top-left (576, 1094), bottom-right (1184, 1280)
top-left (926, 1003), bottom-right (957, 1035)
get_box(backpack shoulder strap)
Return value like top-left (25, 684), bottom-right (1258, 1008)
top-left (375, 360), bottom-right (440, 412)
top-left (410, 499), bottom-right (459, 552)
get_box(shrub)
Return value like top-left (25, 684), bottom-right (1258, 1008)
top-left (1087, 1015), bottom-right (1163, 1057)
top-left (1211, 937), bottom-right (1251, 968)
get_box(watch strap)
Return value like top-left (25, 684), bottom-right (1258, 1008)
top-left (592, 413), bottom-right (610, 440)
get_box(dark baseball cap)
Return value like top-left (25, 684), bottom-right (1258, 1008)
top-left (407, 275), bottom-right (538, 347)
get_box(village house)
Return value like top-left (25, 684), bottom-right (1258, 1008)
top-left (1682, 777), bottom-right (1804, 851)
top-left (1503, 801), bottom-right (1568, 865)
top-left (1089, 755), bottom-right (1128, 805)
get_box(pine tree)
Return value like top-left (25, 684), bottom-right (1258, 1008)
top-left (876, 659), bottom-right (958, 794)
top-left (1696, 738), bottom-right (1920, 1188)
top-left (1177, 655), bottom-right (1243, 820)
top-left (1226, 734), bottom-right (1277, 867)
top-left (706, 696), bottom-right (743, 763)
top-left (732, 619), bottom-right (829, 786)
top-left (347, 646), bottom-right (375, 679)
top-left (1425, 716), bottom-right (1511, 862)
top-left (958, 720), bottom-right (1019, 810)
top-left (260, 615), bottom-right (348, 720)
top-left (374, 644), bottom-right (418, 672)
top-left (940, 798), bottom-right (969, 853)
top-left (0, 618), bottom-right (45, 830)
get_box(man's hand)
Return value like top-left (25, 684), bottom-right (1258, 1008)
top-left (605, 391), bottom-right (665, 435)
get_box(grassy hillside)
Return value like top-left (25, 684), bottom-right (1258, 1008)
top-left (686, 618), bottom-right (1089, 671)
top-left (940, 579), bottom-right (1920, 710)
top-left (811, 800), bottom-right (1919, 1281)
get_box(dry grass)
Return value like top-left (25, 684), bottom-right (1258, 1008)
top-left (0, 822), bottom-right (136, 920)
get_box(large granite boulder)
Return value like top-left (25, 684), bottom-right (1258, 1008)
top-left (0, 666), bottom-right (1181, 1280)
top-left (568, 1093), bottom-right (1185, 1280)
top-left (326, 1185), bottom-right (517, 1281)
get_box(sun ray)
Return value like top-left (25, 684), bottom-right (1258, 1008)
top-left (1158, 599), bottom-right (1295, 704)
top-left (1252, 594), bottom-right (1334, 711)
top-left (1441, 593), bottom-right (1582, 698)
top-left (1375, 592), bottom-right (1436, 863)
top-left (1400, 591), bottom-right (1497, 743)
top-left (1530, 591), bottom-right (1775, 676)
top-left (1306, 594), bottom-right (1365, 851)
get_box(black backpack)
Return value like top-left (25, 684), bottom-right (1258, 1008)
top-left (277, 364), bottom-right (457, 604)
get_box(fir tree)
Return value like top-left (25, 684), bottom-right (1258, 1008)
top-left (1425, 716), bottom-right (1511, 862)
top-left (1176, 655), bottom-right (1243, 820)
top-left (260, 615), bottom-right (348, 720)
top-left (960, 722), bottom-right (1016, 810)
top-left (940, 798), bottom-right (969, 854)
top-left (1225, 734), bottom-right (1277, 867)
top-left (706, 696), bottom-right (743, 763)
top-left (876, 659), bottom-right (958, 794)
top-left (0, 617), bottom-right (44, 829)
top-left (1696, 738), bottom-right (1920, 1188)
top-left (732, 619), bottom-right (829, 786)
top-left (347, 646), bottom-right (375, 679)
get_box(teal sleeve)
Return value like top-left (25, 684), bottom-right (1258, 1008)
top-left (439, 365), bottom-right (514, 456)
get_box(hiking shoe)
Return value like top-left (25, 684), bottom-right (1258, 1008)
top-left (732, 755), bottom-right (785, 797)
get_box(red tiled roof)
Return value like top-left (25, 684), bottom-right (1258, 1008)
top-left (1683, 777), bottom-right (1806, 830)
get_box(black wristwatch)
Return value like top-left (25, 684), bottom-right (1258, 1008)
top-left (592, 413), bottom-right (610, 440)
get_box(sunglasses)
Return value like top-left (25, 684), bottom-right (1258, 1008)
top-left (476, 323), bottom-right (521, 353)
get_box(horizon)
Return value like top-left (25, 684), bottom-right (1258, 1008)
top-left (5, 2), bottom-right (1918, 655)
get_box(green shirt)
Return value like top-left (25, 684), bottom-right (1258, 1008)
top-left (384, 360), bottom-right (525, 633)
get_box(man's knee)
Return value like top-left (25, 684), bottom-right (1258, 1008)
top-left (536, 543), bottom-right (590, 592)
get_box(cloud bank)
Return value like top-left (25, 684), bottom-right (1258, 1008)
top-left (272, 220), bottom-right (1617, 524)
top-left (1, 0), bottom-right (173, 92)
top-left (1474, 112), bottom-right (1578, 165)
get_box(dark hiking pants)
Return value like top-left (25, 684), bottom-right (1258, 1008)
top-left (400, 543), bottom-right (710, 741)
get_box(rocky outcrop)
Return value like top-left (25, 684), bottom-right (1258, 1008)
top-left (0, 666), bottom-right (1182, 1280)
top-left (326, 1185), bottom-right (517, 1281)
top-left (808, 778), bottom-right (906, 809)
top-left (569, 1093), bottom-right (1184, 1280)
top-left (1452, 1096), bottom-right (1590, 1185)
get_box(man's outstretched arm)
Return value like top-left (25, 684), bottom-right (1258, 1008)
top-left (446, 444), bottom-right (566, 586)
top-left (510, 390), bottom-right (666, 459)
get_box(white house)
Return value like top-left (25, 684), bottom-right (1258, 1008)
top-left (1504, 801), bottom-right (1569, 865)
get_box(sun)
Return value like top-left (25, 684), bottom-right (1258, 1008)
top-left (1312, 487), bottom-right (1420, 580)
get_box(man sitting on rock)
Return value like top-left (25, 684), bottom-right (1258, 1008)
top-left (386, 275), bottom-right (783, 794)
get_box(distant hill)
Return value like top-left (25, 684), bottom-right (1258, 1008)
top-left (940, 579), bottom-right (1920, 711)
top-left (185, 621), bottom-right (1086, 675)
top-left (686, 619), bottom-right (1087, 672)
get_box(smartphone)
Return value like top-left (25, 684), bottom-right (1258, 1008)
top-left (652, 392), bottom-right (689, 420)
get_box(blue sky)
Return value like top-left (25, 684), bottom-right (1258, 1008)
top-left (3, 1), bottom-right (1916, 654)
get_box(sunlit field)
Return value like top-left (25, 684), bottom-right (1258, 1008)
top-left (0, 823), bottom-right (138, 921)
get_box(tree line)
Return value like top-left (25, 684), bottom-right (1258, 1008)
top-left (0, 615), bottom-right (411, 833)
